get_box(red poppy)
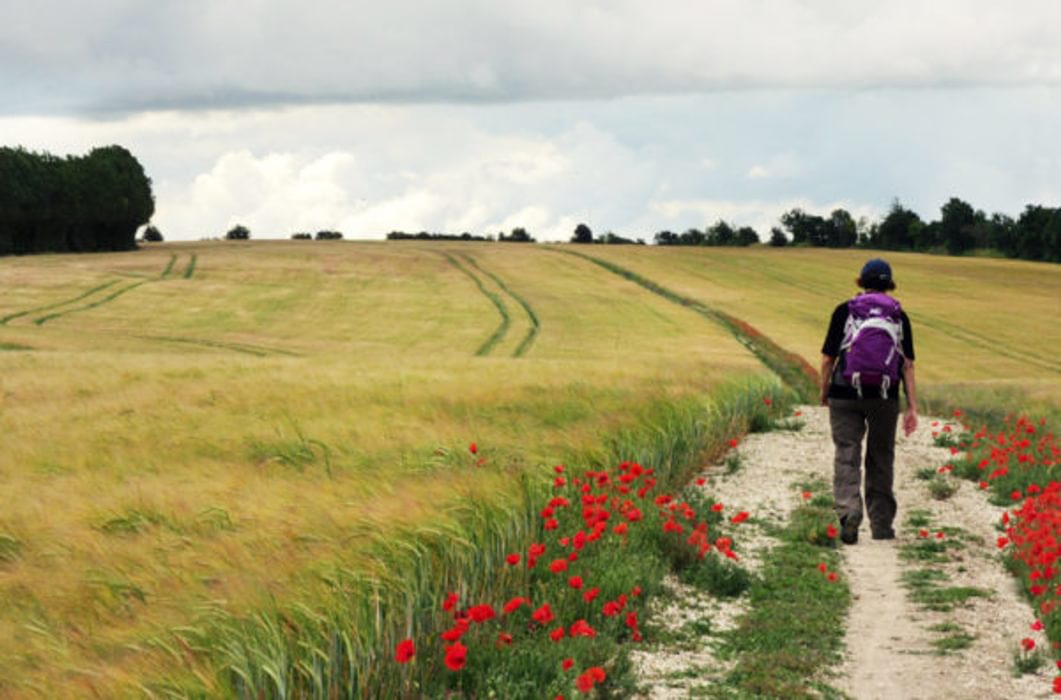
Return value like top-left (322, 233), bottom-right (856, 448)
top-left (441, 619), bottom-right (469, 642)
top-left (583, 587), bottom-right (601, 603)
top-left (711, 503), bottom-right (724, 512)
top-left (443, 592), bottom-right (458, 612)
top-left (570, 619), bottom-right (596, 638)
top-left (531, 603), bottom-right (555, 625)
top-left (506, 553), bottom-right (520, 566)
top-left (763, 397), bottom-right (772, 406)
top-left (1032, 619), bottom-right (1044, 631)
top-left (826, 524), bottom-right (838, 539)
top-left (728, 438), bottom-right (739, 448)
top-left (1022, 637), bottom-right (1036, 652)
top-left (468, 604), bottom-right (496, 623)
top-left (549, 558), bottom-right (568, 574)
top-left (562, 657), bottom-right (574, 671)
top-left (395, 638), bottom-right (415, 663)
top-left (576, 672), bottom-right (594, 694)
top-left (695, 477), bottom-right (706, 486)
top-left (827, 572), bottom-right (838, 582)
top-left (568, 575), bottom-right (584, 590)
top-left (444, 642), bottom-right (467, 671)
top-left (549, 626), bottom-right (566, 641)
top-left (817, 562), bottom-right (828, 573)
top-left (469, 443), bottom-right (477, 455)
top-left (801, 491), bottom-right (811, 501)
top-left (602, 601), bottom-right (621, 617)
top-left (502, 597), bottom-right (528, 614)
top-left (497, 631), bottom-right (513, 646)
top-left (730, 511), bottom-right (750, 524)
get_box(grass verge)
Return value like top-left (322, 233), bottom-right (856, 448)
top-left (714, 496), bottom-right (849, 698)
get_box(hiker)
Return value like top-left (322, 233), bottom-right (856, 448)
top-left (820, 258), bottom-right (918, 544)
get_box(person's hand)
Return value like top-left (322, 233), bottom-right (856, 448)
top-left (903, 407), bottom-right (918, 437)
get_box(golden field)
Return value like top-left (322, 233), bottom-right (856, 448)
top-left (0, 241), bottom-right (1057, 695)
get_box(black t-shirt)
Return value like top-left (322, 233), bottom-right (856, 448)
top-left (821, 299), bottom-right (915, 400)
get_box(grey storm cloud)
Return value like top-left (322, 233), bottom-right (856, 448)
top-left (3, 0), bottom-right (1061, 115)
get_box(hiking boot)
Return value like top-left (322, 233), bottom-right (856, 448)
top-left (871, 527), bottom-right (896, 540)
top-left (840, 513), bottom-right (862, 545)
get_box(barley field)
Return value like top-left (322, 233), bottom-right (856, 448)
top-left (0, 241), bottom-right (1057, 696)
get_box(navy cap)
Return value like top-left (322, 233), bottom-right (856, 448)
top-left (859, 258), bottom-right (893, 289)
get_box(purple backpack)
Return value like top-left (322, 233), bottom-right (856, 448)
top-left (840, 292), bottom-right (904, 398)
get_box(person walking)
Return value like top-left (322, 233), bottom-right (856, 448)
top-left (820, 258), bottom-right (918, 544)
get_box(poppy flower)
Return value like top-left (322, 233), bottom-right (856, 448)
top-left (576, 672), bottom-right (594, 694)
top-left (443, 592), bottom-right (458, 612)
top-left (695, 478), bottom-right (706, 486)
top-left (549, 558), bottom-right (568, 574)
top-left (731, 511), bottom-right (750, 524)
top-left (531, 603), bottom-right (555, 625)
top-left (549, 626), bottom-right (565, 641)
top-left (1022, 637), bottom-right (1036, 652)
top-left (469, 443), bottom-right (477, 455)
top-left (395, 638), bottom-right (415, 663)
top-left (497, 631), bottom-right (513, 646)
top-left (1032, 619), bottom-right (1044, 631)
top-left (728, 438), bottom-right (739, 448)
top-left (763, 397), bottom-right (772, 406)
top-left (711, 503), bottom-right (724, 512)
top-left (468, 604), bottom-right (496, 623)
top-left (506, 553), bottom-right (520, 566)
top-left (562, 657), bottom-right (574, 671)
top-left (444, 642), bottom-right (467, 671)
top-left (801, 491), bottom-right (811, 501)
top-left (441, 620), bottom-right (469, 642)
top-left (502, 597), bottom-right (528, 614)
top-left (570, 619), bottom-right (596, 638)
top-left (568, 575), bottom-right (584, 590)
top-left (827, 572), bottom-right (838, 582)
top-left (583, 587), bottom-right (601, 603)
top-left (826, 524), bottom-right (838, 539)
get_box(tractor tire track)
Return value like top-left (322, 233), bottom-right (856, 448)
top-left (441, 252), bottom-right (510, 357)
top-left (0, 280), bottom-right (120, 325)
top-left (912, 312), bottom-right (1061, 374)
top-left (558, 250), bottom-right (819, 400)
top-left (460, 254), bottom-right (540, 357)
top-left (160, 254), bottom-right (178, 278)
top-left (34, 281), bottom-right (150, 325)
top-left (138, 335), bottom-right (301, 357)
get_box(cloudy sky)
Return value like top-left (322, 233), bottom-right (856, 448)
top-left (3, 0), bottom-right (1061, 241)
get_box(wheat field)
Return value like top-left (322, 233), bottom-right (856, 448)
top-left (0, 241), bottom-right (1056, 695)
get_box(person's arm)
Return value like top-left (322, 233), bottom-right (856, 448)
top-left (820, 354), bottom-right (836, 406)
top-left (902, 360), bottom-right (918, 436)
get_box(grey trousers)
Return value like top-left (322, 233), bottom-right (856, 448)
top-left (829, 397), bottom-right (900, 532)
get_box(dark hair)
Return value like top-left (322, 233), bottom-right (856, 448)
top-left (858, 276), bottom-right (896, 292)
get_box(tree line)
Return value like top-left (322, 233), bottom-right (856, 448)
top-left (0, 146), bottom-right (155, 256)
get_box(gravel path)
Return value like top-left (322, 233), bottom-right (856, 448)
top-left (635, 405), bottom-right (1055, 699)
